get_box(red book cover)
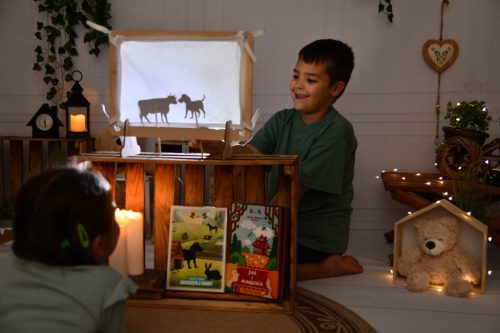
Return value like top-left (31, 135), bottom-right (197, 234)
top-left (225, 203), bottom-right (287, 299)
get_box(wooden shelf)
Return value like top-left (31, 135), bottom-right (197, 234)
top-left (78, 152), bottom-right (298, 313)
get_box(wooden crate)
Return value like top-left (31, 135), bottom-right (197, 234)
top-left (78, 152), bottom-right (298, 312)
top-left (0, 136), bottom-right (93, 201)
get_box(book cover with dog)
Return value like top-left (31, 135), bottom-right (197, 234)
top-left (225, 203), bottom-right (287, 299)
top-left (166, 205), bottom-right (227, 293)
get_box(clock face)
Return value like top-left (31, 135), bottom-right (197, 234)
top-left (35, 113), bottom-right (53, 131)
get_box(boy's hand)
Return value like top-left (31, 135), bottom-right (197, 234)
top-left (188, 140), bottom-right (225, 154)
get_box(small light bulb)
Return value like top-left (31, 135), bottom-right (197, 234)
top-left (443, 192), bottom-right (449, 196)
top-left (448, 196), bottom-right (453, 201)
top-left (488, 270), bottom-right (492, 276)
top-left (375, 175), bottom-right (380, 179)
top-left (485, 160), bottom-right (490, 165)
top-left (436, 200), bottom-right (441, 204)
top-left (426, 182), bottom-right (431, 186)
top-left (416, 173), bottom-right (421, 176)
top-left (407, 211), bottom-right (412, 215)
top-left (402, 177), bottom-right (406, 180)
top-left (467, 212), bottom-right (472, 216)
top-left (456, 117), bottom-right (461, 122)
top-left (390, 269), bottom-right (393, 275)
top-left (438, 177), bottom-right (443, 180)
top-left (393, 168), bottom-right (398, 172)
top-left (457, 102), bottom-right (461, 106)
top-left (488, 237), bottom-right (492, 242)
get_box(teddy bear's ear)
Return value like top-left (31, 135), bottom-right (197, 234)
top-left (413, 219), bottom-right (424, 229)
top-left (437, 216), bottom-right (460, 236)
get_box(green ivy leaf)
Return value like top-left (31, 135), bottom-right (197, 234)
top-left (47, 87), bottom-right (57, 100)
top-left (36, 21), bottom-right (44, 30)
top-left (34, 46), bottom-right (43, 54)
top-left (63, 57), bottom-right (73, 70)
top-left (64, 73), bottom-right (73, 81)
top-left (43, 76), bottom-right (52, 84)
top-left (48, 54), bottom-right (57, 62)
top-left (44, 63), bottom-right (55, 75)
top-left (35, 31), bottom-right (42, 40)
top-left (37, 55), bottom-right (44, 62)
top-left (33, 63), bottom-right (42, 71)
top-left (378, 4), bottom-right (385, 13)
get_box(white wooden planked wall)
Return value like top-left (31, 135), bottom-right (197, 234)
top-left (1, 0), bottom-right (499, 232)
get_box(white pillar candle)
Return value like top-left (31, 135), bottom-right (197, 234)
top-left (109, 216), bottom-right (128, 275)
top-left (124, 209), bottom-right (144, 276)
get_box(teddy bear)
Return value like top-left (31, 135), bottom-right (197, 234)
top-left (396, 215), bottom-right (481, 297)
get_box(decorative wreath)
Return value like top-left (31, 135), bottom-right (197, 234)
top-left (435, 136), bottom-right (483, 178)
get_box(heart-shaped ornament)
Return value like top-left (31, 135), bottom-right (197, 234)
top-left (422, 39), bottom-right (459, 73)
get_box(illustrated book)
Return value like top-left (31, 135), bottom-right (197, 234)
top-left (166, 205), bottom-right (227, 293)
top-left (225, 203), bottom-right (287, 299)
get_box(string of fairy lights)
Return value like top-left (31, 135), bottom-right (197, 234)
top-left (376, 167), bottom-right (495, 285)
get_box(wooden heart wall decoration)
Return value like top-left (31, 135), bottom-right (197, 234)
top-left (422, 39), bottom-right (459, 73)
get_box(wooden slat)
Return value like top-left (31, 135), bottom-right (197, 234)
top-left (92, 162), bottom-right (116, 200)
top-left (391, 190), bottom-right (433, 210)
top-left (48, 141), bottom-right (64, 168)
top-left (0, 138), bottom-right (4, 200)
top-left (232, 166), bottom-right (246, 203)
top-left (184, 165), bottom-right (205, 206)
top-left (210, 165), bottom-right (234, 208)
top-left (245, 166), bottom-right (266, 204)
top-left (9, 140), bottom-right (23, 197)
top-left (154, 164), bottom-right (175, 269)
top-left (125, 163), bottom-right (145, 214)
top-left (29, 140), bottom-right (43, 178)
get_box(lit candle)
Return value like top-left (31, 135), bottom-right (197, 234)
top-left (109, 216), bottom-right (128, 275)
top-left (70, 114), bottom-right (86, 132)
top-left (124, 209), bottom-right (144, 276)
top-left (109, 209), bottom-right (144, 276)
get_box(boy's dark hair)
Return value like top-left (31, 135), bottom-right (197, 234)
top-left (298, 39), bottom-right (355, 97)
top-left (12, 167), bottom-right (115, 266)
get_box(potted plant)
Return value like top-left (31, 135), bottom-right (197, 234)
top-left (443, 100), bottom-right (492, 145)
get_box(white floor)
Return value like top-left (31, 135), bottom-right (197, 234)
top-left (2, 228), bottom-right (499, 333)
top-left (298, 229), bottom-right (500, 333)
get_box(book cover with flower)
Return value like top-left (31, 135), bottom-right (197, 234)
top-left (225, 203), bottom-right (287, 299)
top-left (166, 205), bottom-right (227, 293)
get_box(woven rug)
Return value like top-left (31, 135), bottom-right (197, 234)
top-left (127, 287), bottom-right (377, 333)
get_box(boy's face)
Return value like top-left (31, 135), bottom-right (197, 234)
top-left (289, 59), bottom-right (344, 123)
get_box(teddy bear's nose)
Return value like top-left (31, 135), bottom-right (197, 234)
top-left (425, 241), bottom-right (436, 250)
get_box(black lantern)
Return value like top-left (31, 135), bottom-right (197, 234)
top-left (65, 70), bottom-right (90, 138)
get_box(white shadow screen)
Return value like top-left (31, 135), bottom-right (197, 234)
top-left (118, 40), bottom-right (242, 128)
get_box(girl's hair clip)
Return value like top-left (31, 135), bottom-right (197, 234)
top-left (60, 239), bottom-right (71, 249)
top-left (77, 224), bottom-right (90, 248)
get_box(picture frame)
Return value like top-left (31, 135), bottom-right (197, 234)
top-left (108, 30), bottom-right (255, 142)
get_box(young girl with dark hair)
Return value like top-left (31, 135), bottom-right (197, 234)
top-left (0, 167), bottom-right (137, 332)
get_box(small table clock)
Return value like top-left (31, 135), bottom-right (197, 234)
top-left (27, 103), bottom-right (63, 138)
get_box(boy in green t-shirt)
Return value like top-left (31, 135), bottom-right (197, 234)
top-left (191, 39), bottom-right (363, 281)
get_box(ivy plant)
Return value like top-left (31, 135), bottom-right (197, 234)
top-left (32, 0), bottom-right (112, 107)
top-left (378, 0), bottom-right (394, 23)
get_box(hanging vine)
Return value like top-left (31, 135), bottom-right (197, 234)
top-left (378, 0), bottom-right (394, 23)
top-left (32, 0), bottom-right (112, 107)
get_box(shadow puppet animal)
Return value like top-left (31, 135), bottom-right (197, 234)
top-left (182, 242), bottom-right (204, 269)
top-left (178, 94), bottom-right (206, 119)
top-left (138, 94), bottom-right (177, 123)
top-left (204, 263), bottom-right (222, 280)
